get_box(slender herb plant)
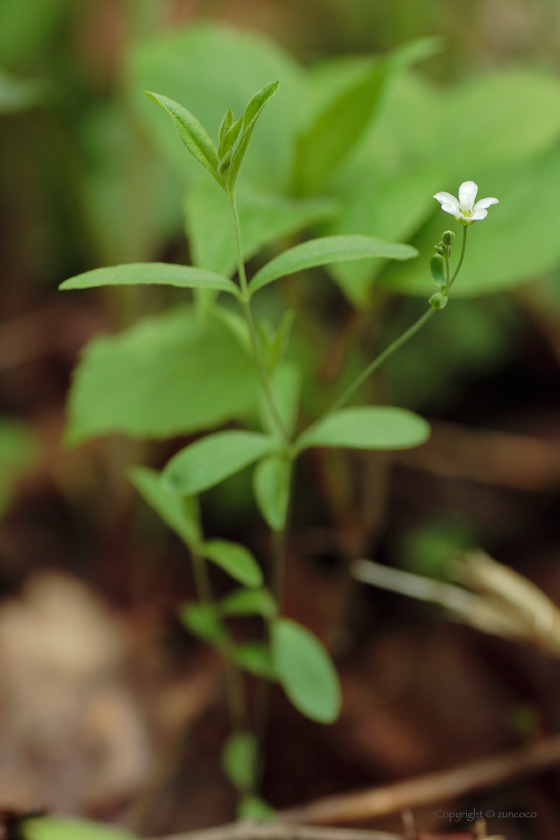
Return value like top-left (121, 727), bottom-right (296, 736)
top-left (60, 82), bottom-right (498, 816)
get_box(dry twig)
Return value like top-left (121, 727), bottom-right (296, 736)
top-left (278, 734), bottom-right (560, 824)
top-left (149, 822), bottom-right (402, 840)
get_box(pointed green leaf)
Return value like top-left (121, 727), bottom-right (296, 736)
top-left (22, 817), bottom-right (136, 840)
top-left (129, 466), bottom-right (201, 550)
top-left (220, 587), bottom-right (277, 619)
top-left (179, 602), bottom-right (228, 647)
top-left (218, 109), bottom-right (234, 143)
top-left (272, 618), bottom-right (341, 724)
top-left (226, 81), bottom-right (279, 193)
top-left (249, 235), bottom-right (417, 295)
top-left (294, 61), bottom-right (391, 195)
top-left (60, 262), bottom-right (239, 296)
top-left (230, 642), bottom-right (276, 679)
top-left (218, 116), bottom-right (243, 166)
top-left (298, 406), bottom-right (430, 452)
top-left (221, 730), bottom-right (258, 793)
top-left (204, 539), bottom-right (263, 588)
top-left (253, 456), bottom-right (291, 532)
top-left (163, 431), bottom-right (276, 495)
top-left (293, 38), bottom-right (441, 196)
top-left (146, 90), bottom-right (221, 185)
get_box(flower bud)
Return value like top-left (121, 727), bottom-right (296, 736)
top-left (429, 292), bottom-right (448, 310)
top-left (430, 255), bottom-right (445, 288)
top-left (442, 230), bottom-right (455, 246)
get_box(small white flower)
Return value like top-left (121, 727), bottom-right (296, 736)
top-left (434, 181), bottom-right (498, 225)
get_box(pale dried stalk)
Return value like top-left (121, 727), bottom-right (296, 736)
top-left (278, 734), bottom-right (560, 825)
top-left (150, 822), bottom-right (402, 840)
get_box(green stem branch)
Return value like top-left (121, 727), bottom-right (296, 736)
top-left (296, 306), bottom-right (435, 453)
top-left (450, 225), bottom-right (468, 287)
top-left (229, 195), bottom-right (293, 455)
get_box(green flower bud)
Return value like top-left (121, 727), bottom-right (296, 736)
top-left (442, 230), bottom-right (455, 246)
top-left (429, 292), bottom-right (448, 310)
top-left (430, 255), bottom-right (445, 288)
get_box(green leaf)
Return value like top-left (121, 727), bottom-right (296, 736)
top-left (249, 235), bottom-right (417, 295)
top-left (179, 602), bottom-right (228, 647)
top-left (129, 466), bottom-right (201, 549)
top-left (60, 262), bottom-right (239, 296)
top-left (297, 406), bottom-right (430, 451)
top-left (226, 80), bottom-right (279, 193)
top-left (293, 59), bottom-right (389, 194)
top-left (253, 456), bottom-right (291, 532)
top-left (218, 109), bottom-right (234, 143)
top-left (204, 539), bottom-right (263, 588)
top-left (291, 39), bottom-right (438, 196)
top-left (237, 795), bottom-right (276, 821)
top-left (272, 618), bottom-right (341, 724)
top-left (65, 306), bottom-right (260, 444)
top-left (221, 730), bottom-right (258, 793)
top-left (185, 178), bottom-right (337, 277)
top-left (145, 91), bottom-right (221, 186)
top-left (163, 431), bottom-right (276, 495)
top-left (218, 117), bottom-right (243, 175)
top-left (22, 817), bottom-right (136, 840)
top-left (230, 642), bottom-right (277, 679)
top-left (220, 587), bottom-right (277, 619)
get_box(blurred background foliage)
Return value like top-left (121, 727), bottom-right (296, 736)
top-left (3, 0), bottom-right (560, 831)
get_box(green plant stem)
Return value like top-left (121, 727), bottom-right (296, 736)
top-left (450, 226), bottom-right (468, 287)
top-left (444, 247), bottom-right (451, 296)
top-left (295, 306), bottom-right (436, 453)
top-left (229, 195), bottom-right (293, 455)
top-left (190, 547), bottom-right (246, 730)
top-left (191, 548), bottom-right (213, 604)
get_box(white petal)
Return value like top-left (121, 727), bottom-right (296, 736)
top-left (440, 203), bottom-right (462, 220)
top-left (474, 196), bottom-right (499, 211)
top-left (459, 181), bottom-right (478, 208)
top-left (470, 208), bottom-right (488, 221)
top-left (434, 192), bottom-right (460, 212)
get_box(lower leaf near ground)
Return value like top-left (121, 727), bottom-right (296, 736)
top-left (271, 617), bottom-right (341, 723)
